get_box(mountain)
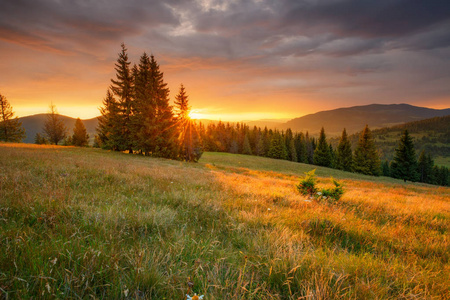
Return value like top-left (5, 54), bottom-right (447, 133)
top-left (282, 104), bottom-right (450, 136)
top-left (19, 114), bottom-right (98, 144)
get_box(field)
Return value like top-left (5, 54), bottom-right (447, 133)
top-left (1, 144), bottom-right (449, 299)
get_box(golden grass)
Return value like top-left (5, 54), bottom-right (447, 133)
top-left (1, 144), bottom-right (449, 299)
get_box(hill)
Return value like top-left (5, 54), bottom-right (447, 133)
top-left (330, 115), bottom-right (450, 166)
top-left (19, 114), bottom-right (98, 143)
top-left (282, 103), bottom-right (450, 136)
top-left (1, 144), bottom-right (449, 298)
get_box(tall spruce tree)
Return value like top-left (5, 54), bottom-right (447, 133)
top-left (313, 127), bottom-right (332, 167)
top-left (97, 89), bottom-right (122, 150)
top-left (391, 129), bottom-right (419, 182)
top-left (0, 93), bottom-right (25, 142)
top-left (353, 125), bottom-right (380, 176)
top-left (133, 52), bottom-right (154, 152)
top-left (336, 128), bottom-right (353, 171)
top-left (174, 84), bottom-right (202, 162)
top-left (44, 103), bottom-right (67, 145)
top-left (72, 118), bottom-right (89, 147)
top-left (138, 55), bottom-right (178, 158)
top-left (110, 43), bottom-right (134, 153)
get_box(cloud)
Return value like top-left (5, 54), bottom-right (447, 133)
top-left (0, 0), bottom-right (449, 119)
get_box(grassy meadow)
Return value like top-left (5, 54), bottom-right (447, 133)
top-left (1, 144), bottom-right (449, 299)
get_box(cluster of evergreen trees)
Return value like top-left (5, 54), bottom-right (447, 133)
top-left (96, 44), bottom-right (202, 162)
top-left (34, 104), bottom-right (89, 147)
top-left (196, 121), bottom-right (449, 186)
top-left (197, 122), bottom-right (381, 176)
top-left (384, 130), bottom-right (449, 186)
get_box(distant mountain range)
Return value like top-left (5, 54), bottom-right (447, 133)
top-left (19, 114), bottom-right (98, 143)
top-left (281, 104), bottom-right (450, 136)
top-left (18, 103), bottom-right (450, 143)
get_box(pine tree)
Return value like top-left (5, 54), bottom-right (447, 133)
top-left (285, 129), bottom-right (297, 162)
top-left (288, 138), bottom-right (297, 162)
top-left (242, 132), bottom-right (253, 155)
top-left (417, 150), bottom-right (434, 183)
top-left (133, 53), bottom-right (154, 152)
top-left (0, 93), bottom-right (25, 142)
top-left (97, 89), bottom-right (122, 150)
top-left (294, 132), bottom-right (307, 163)
top-left (313, 127), bottom-right (332, 167)
top-left (44, 103), bottom-right (67, 145)
top-left (72, 118), bottom-right (89, 147)
top-left (353, 125), bottom-right (381, 176)
top-left (336, 128), bottom-right (353, 171)
top-left (139, 55), bottom-right (178, 158)
top-left (382, 160), bottom-right (390, 176)
top-left (267, 131), bottom-right (287, 159)
top-left (305, 132), bottom-right (314, 164)
top-left (174, 84), bottom-right (202, 162)
top-left (110, 43), bottom-right (134, 153)
top-left (34, 133), bottom-right (48, 144)
top-left (390, 129), bottom-right (419, 182)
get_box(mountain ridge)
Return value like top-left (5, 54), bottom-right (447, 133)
top-left (17, 103), bottom-right (450, 143)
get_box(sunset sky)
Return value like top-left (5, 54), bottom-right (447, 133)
top-left (1, 0), bottom-right (449, 121)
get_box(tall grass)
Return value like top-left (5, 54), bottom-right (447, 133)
top-left (1, 144), bottom-right (449, 299)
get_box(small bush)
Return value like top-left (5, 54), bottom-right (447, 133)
top-left (319, 178), bottom-right (344, 201)
top-left (297, 170), bottom-right (344, 201)
top-left (296, 169), bottom-right (318, 197)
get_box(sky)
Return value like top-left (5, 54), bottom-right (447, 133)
top-left (1, 0), bottom-right (450, 121)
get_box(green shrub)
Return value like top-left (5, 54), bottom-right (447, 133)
top-left (319, 178), bottom-right (344, 201)
top-left (296, 169), bottom-right (318, 197)
top-left (297, 170), bottom-right (344, 201)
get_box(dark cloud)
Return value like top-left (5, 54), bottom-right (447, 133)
top-left (0, 0), bottom-right (449, 118)
top-left (0, 0), bottom-right (178, 53)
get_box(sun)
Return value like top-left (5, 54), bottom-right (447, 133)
top-left (188, 110), bottom-right (202, 119)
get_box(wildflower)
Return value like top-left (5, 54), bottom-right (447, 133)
top-left (186, 294), bottom-right (204, 300)
top-left (317, 192), bottom-right (322, 196)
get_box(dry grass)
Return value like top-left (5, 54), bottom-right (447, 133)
top-left (1, 144), bottom-right (449, 299)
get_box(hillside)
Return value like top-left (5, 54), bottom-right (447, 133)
top-left (1, 144), bottom-right (449, 298)
top-left (330, 115), bottom-right (450, 166)
top-left (19, 114), bottom-right (98, 143)
top-left (282, 103), bottom-right (450, 136)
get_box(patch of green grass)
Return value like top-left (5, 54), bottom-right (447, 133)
top-left (1, 144), bottom-right (449, 299)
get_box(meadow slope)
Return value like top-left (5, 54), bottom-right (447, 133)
top-left (1, 144), bottom-right (449, 299)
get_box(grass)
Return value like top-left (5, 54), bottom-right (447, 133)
top-left (1, 144), bottom-right (449, 299)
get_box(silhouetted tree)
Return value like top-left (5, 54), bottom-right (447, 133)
top-left (110, 43), bottom-right (134, 153)
top-left (44, 103), bottom-right (67, 145)
top-left (353, 125), bottom-right (380, 176)
top-left (97, 89), bottom-right (122, 150)
top-left (0, 93), bottom-right (25, 142)
top-left (391, 130), bottom-right (419, 182)
top-left (174, 84), bottom-right (202, 162)
top-left (72, 118), bottom-right (89, 147)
